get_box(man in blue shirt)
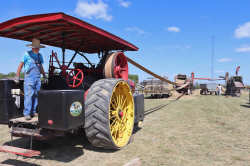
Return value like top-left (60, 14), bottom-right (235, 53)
top-left (15, 38), bottom-right (46, 120)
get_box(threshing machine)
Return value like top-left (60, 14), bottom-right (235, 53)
top-left (174, 74), bottom-right (193, 94)
top-left (224, 66), bottom-right (244, 97)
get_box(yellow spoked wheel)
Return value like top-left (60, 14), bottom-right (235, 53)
top-left (109, 81), bottom-right (134, 148)
top-left (84, 79), bottom-right (134, 149)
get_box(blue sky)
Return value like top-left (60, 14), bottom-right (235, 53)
top-left (0, 0), bottom-right (249, 84)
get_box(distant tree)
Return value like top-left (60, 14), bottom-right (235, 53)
top-left (0, 73), bottom-right (4, 79)
top-left (20, 72), bottom-right (24, 79)
top-left (0, 72), bottom-right (24, 79)
top-left (128, 74), bottom-right (139, 83)
top-left (7, 72), bottom-right (16, 78)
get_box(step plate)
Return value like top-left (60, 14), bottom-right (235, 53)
top-left (10, 116), bottom-right (38, 125)
top-left (0, 145), bottom-right (40, 157)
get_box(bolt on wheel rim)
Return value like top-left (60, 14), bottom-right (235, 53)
top-left (109, 81), bottom-right (134, 148)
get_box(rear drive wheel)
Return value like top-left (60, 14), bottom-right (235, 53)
top-left (84, 79), bottom-right (134, 149)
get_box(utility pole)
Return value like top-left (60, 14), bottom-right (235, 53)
top-left (211, 36), bottom-right (215, 79)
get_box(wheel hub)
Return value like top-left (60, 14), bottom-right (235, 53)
top-left (118, 109), bottom-right (123, 118)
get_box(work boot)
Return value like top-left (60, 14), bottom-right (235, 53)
top-left (24, 115), bottom-right (31, 121)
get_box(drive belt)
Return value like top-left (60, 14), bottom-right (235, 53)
top-left (126, 57), bottom-right (177, 86)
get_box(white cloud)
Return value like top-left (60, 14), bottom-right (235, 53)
top-left (118, 0), bottom-right (131, 8)
top-left (235, 45), bottom-right (250, 53)
top-left (125, 27), bottom-right (145, 35)
top-left (75, 0), bottom-right (112, 21)
top-left (167, 26), bottom-right (180, 32)
top-left (217, 58), bottom-right (232, 63)
top-left (235, 22), bottom-right (250, 38)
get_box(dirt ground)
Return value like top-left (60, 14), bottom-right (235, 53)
top-left (0, 90), bottom-right (249, 166)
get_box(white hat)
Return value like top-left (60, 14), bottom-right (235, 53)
top-left (26, 38), bottom-right (45, 48)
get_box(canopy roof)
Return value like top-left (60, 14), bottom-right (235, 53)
top-left (0, 13), bottom-right (138, 53)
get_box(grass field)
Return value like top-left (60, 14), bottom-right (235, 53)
top-left (0, 90), bottom-right (249, 166)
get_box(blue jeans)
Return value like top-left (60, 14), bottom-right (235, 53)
top-left (23, 77), bottom-right (41, 116)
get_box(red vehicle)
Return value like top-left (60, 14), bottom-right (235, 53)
top-left (0, 13), bottom-right (144, 156)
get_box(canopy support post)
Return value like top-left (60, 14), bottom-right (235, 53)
top-left (78, 52), bottom-right (94, 68)
top-left (67, 40), bottom-right (84, 68)
top-left (62, 48), bottom-right (65, 66)
top-left (67, 51), bottom-right (78, 68)
top-left (62, 32), bottom-right (66, 66)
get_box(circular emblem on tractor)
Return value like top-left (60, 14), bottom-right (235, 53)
top-left (70, 101), bottom-right (82, 117)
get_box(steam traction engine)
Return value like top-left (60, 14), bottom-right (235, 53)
top-left (0, 13), bottom-right (144, 156)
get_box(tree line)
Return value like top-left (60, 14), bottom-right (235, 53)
top-left (128, 74), bottom-right (139, 83)
top-left (0, 72), bottom-right (24, 79)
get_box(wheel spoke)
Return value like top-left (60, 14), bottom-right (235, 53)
top-left (76, 72), bottom-right (80, 77)
top-left (113, 95), bottom-right (118, 106)
top-left (118, 95), bottom-right (123, 106)
top-left (116, 95), bottom-right (120, 106)
top-left (111, 100), bottom-right (117, 108)
top-left (116, 122), bottom-right (121, 138)
top-left (121, 122), bottom-right (127, 132)
top-left (110, 112), bottom-right (117, 119)
top-left (111, 121), bottom-right (117, 132)
top-left (118, 122), bottom-right (125, 138)
top-left (112, 121), bottom-right (119, 136)
top-left (111, 119), bottom-right (118, 126)
top-left (110, 109), bottom-right (116, 114)
top-left (122, 115), bottom-right (128, 123)
top-left (120, 95), bottom-right (123, 106)
top-left (117, 95), bottom-right (120, 105)
top-left (121, 97), bottom-right (127, 110)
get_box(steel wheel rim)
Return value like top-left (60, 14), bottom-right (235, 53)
top-left (109, 81), bottom-right (134, 147)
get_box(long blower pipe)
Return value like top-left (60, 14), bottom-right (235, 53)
top-left (193, 78), bottom-right (224, 81)
top-left (191, 72), bottom-right (225, 81)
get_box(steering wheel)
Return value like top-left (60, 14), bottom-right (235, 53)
top-left (66, 69), bottom-right (84, 88)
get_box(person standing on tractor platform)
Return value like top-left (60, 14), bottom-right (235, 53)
top-left (15, 38), bottom-right (46, 120)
